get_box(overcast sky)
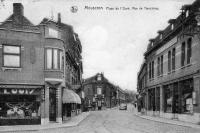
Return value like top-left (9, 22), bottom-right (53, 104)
top-left (0, 0), bottom-right (195, 91)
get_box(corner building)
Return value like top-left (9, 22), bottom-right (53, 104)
top-left (138, 0), bottom-right (200, 124)
top-left (0, 3), bottom-right (82, 125)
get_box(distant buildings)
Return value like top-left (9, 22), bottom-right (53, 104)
top-left (82, 73), bottom-right (125, 110)
top-left (0, 3), bottom-right (82, 125)
top-left (137, 0), bottom-right (200, 124)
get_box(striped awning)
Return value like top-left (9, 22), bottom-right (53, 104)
top-left (63, 89), bottom-right (81, 104)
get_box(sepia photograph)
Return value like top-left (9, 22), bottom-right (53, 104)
top-left (0, 0), bottom-right (200, 132)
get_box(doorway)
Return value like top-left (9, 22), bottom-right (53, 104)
top-left (49, 87), bottom-right (56, 122)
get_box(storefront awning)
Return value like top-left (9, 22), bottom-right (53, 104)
top-left (74, 93), bottom-right (81, 104)
top-left (63, 89), bottom-right (81, 104)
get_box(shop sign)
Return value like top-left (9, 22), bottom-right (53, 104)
top-left (0, 88), bottom-right (40, 95)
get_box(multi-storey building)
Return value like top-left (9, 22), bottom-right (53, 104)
top-left (83, 73), bottom-right (118, 110)
top-left (0, 3), bottom-right (82, 125)
top-left (137, 0), bottom-right (200, 123)
top-left (116, 86), bottom-right (126, 105)
top-left (137, 61), bottom-right (147, 112)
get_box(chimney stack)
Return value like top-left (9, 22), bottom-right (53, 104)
top-left (13, 3), bottom-right (24, 24)
top-left (13, 3), bottom-right (24, 16)
top-left (58, 13), bottom-right (61, 24)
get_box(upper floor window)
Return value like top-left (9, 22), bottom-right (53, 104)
top-left (45, 48), bottom-right (63, 70)
top-left (48, 28), bottom-right (59, 38)
top-left (160, 55), bottom-right (163, 75)
top-left (186, 10), bottom-right (189, 17)
top-left (187, 38), bottom-right (192, 64)
top-left (3, 45), bottom-right (21, 67)
top-left (181, 42), bottom-right (186, 67)
top-left (157, 57), bottom-right (160, 76)
top-left (97, 87), bottom-right (102, 95)
top-left (149, 62), bottom-right (151, 80)
top-left (151, 61), bottom-right (154, 78)
top-left (172, 48), bottom-right (176, 71)
top-left (168, 51), bottom-right (171, 72)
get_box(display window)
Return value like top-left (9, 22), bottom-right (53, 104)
top-left (0, 95), bottom-right (41, 119)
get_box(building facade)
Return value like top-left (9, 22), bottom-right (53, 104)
top-left (137, 0), bottom-right (200, 124)
top-left (0, 3), bottom-right (82, 125)
top-left (137, 61), bottom-right (147, 112)
top-left (116, 86), bottom-right (126, 105)
top-left (83, 73), bottom-right (118, 110)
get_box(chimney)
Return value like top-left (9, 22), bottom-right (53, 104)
top-left (13, 3), bottom-right (24, 16)
top-left (58, 13), bottom-right (61, 24)
top-left (13, 3), bottom-right (24, 24)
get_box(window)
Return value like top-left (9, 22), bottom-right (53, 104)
top-left (149, 62), bottom-right (151, 80)
top-left (157, 57), bottom-right (160, 76)
top-left (187, 38), bottom-right (192, 64)
top-left (161, 55), bottom-right (163, 75)
top-left (186, 10), bottom-right (189, 17)
top-left (97, 87), bottom-right (102, 95)
top-left (181, 42), bottom-right (186, 66)
top-left (3, 45), bottom-right (21, 67)
top-left (172, 48), bottom-right (176, 71)
top-left (151, 61), bottom-right (154, 79)
top-left (45, 48), bottom-right (63, 70)
top-left (168, 51), bottom-right (171, 72)
top-left (48, 28), bottom-right (58, 38)
top-left (160, 34), bottom-right (163, 40)
top-left (97, 75), bottom-right (102, 81)
top-left (171, 24), bottom-right (174, 30)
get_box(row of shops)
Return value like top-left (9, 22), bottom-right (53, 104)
top-left (137, 0), bottom-right (200, 124)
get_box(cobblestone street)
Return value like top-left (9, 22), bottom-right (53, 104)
top-left (15, 105), bottom-right (200, 133)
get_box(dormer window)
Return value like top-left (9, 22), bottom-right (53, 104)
top-left (151, 42), bottom-right (154, 47)
top-left (171, 24), bottom-right (174, 30)
top-left (160, 34), bottom-right (163, 40)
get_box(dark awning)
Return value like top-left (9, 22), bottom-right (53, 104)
top-left (63, 89), bottom-right (81, 104)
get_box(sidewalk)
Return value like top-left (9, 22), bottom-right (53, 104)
top-left (0, 112), bottom-right (90, 132)
top-left (133, 108), bottom-right (200, 129)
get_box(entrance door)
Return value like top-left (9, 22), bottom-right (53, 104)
top-left (49, 88), bottom-right (56, 121)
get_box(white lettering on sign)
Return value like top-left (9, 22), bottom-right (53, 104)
top-left (1, 89), bottom-right (35, 95)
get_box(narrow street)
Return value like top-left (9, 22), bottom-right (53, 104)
top-left (20, 104), bottom-right (200, 133)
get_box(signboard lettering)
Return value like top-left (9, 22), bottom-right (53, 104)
top-left (0, 88), bottom-right (39, 95)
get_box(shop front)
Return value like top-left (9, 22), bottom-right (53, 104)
top-left (0, 85), bottom-right (43, 125)
top-left (62, 89), bottom-right (81, 121)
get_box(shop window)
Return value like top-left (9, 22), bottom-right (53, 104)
top-left (187, 38), bottom-right (192, 64)
top-left (168, 51), bottom-right (171, 72)
top-left (3, 45), bottom-right (21, 68)
top-left (172, 48), bottom-right (176, 71)
top-left (0, 94), bottom-right (41, 120)
top-left (155, 88), bottom-right (160, 111)
top-left (181, 79), bottom-right (193, 114)
top-left (181, 42), bottom-right (186, 67)
top-left (164, 85), bottom-right (173, 113)
top-left (45, 48), bottom-right (63, 70)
